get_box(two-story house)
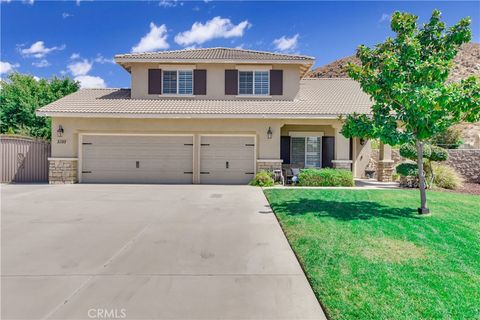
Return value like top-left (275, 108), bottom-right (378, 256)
top-left (37, 48), bottom-right (376, 184)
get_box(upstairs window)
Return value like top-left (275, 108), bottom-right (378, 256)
top-left (239, 71), bottom-right (269, 95)
top-left (162, 70), bottom-right (193, 95)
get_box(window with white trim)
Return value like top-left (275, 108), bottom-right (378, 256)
top-left (239, 71), bottom-right (269, 95)
top-left (162, 70), bottom-right (193, 95)
top-left (291, 136), bottom-right (322, 168)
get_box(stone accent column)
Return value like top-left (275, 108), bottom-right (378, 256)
top-left (377, 142), bottom-right (393, 182)
top-left (256, 159), bottom-right (283, 172)
top-left (48, 158), bottom-right (78, 184)
top-left (332, 160), bottom-right (353, 170)
top-left (377, 160), bottom-right (394, 182)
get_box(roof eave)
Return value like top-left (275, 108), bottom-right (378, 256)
top-left (35, 111), bottom-right (353, 119)
top-left (115, 58), bottom-right (314, 76)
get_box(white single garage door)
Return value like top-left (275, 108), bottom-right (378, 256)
top-left (81, 135), bottom-right (193, 184)
top-left (200, 136), bottom-right (255, 184)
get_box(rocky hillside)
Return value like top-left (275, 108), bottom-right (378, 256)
top-left (308, 43), bottom-right (480, 80)
top-left (308, 43), bottom-right (479, 147)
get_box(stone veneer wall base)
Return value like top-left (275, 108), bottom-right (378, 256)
top-left (256, 160), bottom-right (283, 172)
top-left (49, 159), bottom-right (78, 184)
top-left (332, 160), bottom-right (352, 171)
top-left (377, 160), bottom-right (394, 182)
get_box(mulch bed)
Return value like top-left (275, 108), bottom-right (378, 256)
top-left (435, 182), bottom-right (480, 195)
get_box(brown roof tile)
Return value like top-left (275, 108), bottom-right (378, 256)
top-left (37, 78), bottom-right (372, 118)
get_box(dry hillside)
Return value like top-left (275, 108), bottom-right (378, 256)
top-left (308, 43), bottom-right (480, 146)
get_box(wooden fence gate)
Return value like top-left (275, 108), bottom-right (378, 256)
top-left (0, 135), bottom-right (51, 183)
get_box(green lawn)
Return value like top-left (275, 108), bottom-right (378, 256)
top-left (264, 189), bottom-right (480, 320)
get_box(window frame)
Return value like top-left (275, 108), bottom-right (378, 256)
top-left (289, 133), bottom-right (323, 168)
top-left (238, 70), bottom-right (270, 96)
top-left (161, 69), bottom-right (194, 95)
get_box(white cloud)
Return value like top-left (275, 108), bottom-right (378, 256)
top-left (0, 0), bottom-right (12, 3)
top-left (273, 34), bottom-right (299, 52)
top-left (132, 23), bottom-right (169, 53)
top-left (32, 59), bottom-right (50, 68)
top-left (33, 76), bottom-right (40, 81)
top-left (74, 75), bottom-right (106, 88)
top-left (20, 41), bottom-right (65, 58)
top-left (68, 59), bottom-right (92, 76)
top-left (159, 0), bottom-right (180, 7)
top-left (62, 12), bottom-right (73, 19)
top-left (0, 61), bottom-right (19, 74)
top-left (23, 0), bottom-right (34, 4)
top-left (94, 54), bottom-right (114, 64)
top-left (174, 16), bottom-right (250, 46)
top-left (379, 13), bottom-right (391, 23)
top-left (70, 53), bottom-right (81, 60)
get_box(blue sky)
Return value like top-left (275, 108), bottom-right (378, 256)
top-left (1, 1), bottom-right (479, 88)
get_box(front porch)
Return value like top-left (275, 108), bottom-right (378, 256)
top-left (256, 122), bottom-right (393, 182)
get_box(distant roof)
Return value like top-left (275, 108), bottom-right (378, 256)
top-left (115, 47), bottom-right (315, 76)
top-left (36, 78), bottom-right (372, 119)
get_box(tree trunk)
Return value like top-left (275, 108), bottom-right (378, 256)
top-left (416, 140), bottom-right (430, 214)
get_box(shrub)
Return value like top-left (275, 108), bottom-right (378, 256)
top-left (431, 127), bottom-right (463, 149)
top-left (399, 143), bottom-right (431, 160)
top-left (430, 163), bottom-right (464, 190)
top-left (396, 163), bottom-right (419, 177)
top-left (249, 170), bottom-right (274, 187)
top-left (429, 145), bottom-right (449, 162)
top-left (298, 168), bottom-right (354, 187)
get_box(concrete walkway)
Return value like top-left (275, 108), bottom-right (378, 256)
top-left (1, 184), bottom-right (326, 320)
top-left (266, 179), bottom-right (400, 190)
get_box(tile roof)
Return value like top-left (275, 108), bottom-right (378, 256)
top-left (115, 47), bottom-right (314, 63)
top-left (36, 78), bottom-right (372, 119)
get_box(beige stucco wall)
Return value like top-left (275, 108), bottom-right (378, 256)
top-left (281, 124), bottom-right (335, 136)
top-left (130, 63), bottom-right (300, 100)
top-left (51, 117), bottom-right (365, 178)
top-left (353, 138), bottom-right (371, 178)
top-left (52, 117), bottom-right (282, 159)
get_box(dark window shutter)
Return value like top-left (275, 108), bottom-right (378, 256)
top-left (225, 69), bottom-right (238, 95)
top-left (322, 136), bottom-right (335, 168)
top-left (194, 69), bottom-right (207, 95)
top-left (148, 69), bottom-right (162, 94)
top-left (280, 136), bottom-right (291, 164)
top-left (270, 70), bottom-right (283, 95)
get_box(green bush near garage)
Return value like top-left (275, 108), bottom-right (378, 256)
top-left (249, 170), bottom-right (275, 187)
top-left (298, 168), bottom-right (354, 187)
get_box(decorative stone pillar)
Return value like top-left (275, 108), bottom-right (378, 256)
top-left (48, 158), bottom-right (78, 184)
top-left (377, 142), bottom-right (393, 182)
top-left (377, 160), bottom-right (394, 182)
top-left (256, 159), bottom-right (283, 172)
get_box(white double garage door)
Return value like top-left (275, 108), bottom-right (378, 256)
top-left (81, 134), bottom-right (256, 184)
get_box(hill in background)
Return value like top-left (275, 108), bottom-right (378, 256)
top-left (307, 43), bottom-right (479, 146)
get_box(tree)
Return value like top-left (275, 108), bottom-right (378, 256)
top-left (399, 143), bottom-right (448, 188)
top-left (0, 73), bottom-right (79, 139)
top-left (341, 10), bottom-right (480, 214)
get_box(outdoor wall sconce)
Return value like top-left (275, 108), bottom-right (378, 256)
top-left (57, 125), bottom-right (64, 137)
top-left (360, 138), bottom-right (366, 145)
top-left (267, 127), bottom-right (273, 139)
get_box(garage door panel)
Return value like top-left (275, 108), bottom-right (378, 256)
top-left (82, 135), bottom-right (193, 184)
top-left (200, 136), bottom-right (255, 185)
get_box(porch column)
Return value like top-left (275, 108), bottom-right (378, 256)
top-left (331, 125), bottom-right (352, 170)
top-left (377, 142), bottom-right (394, 182)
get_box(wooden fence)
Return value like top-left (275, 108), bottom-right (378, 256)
top-left (0, 135), bottom-right (51, 183)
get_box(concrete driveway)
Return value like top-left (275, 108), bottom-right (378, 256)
top-left (1, 184), bottom-right (325, 320)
